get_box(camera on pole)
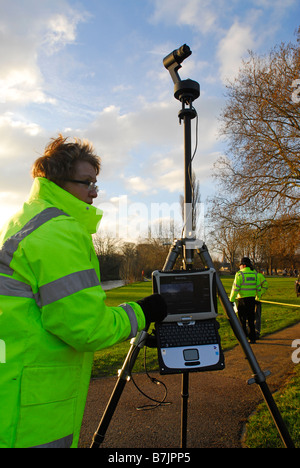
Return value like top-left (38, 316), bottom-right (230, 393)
top-left (163, 44), bottom-right (200, 106)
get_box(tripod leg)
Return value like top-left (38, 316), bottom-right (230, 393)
top-left (180, 373), bottom-right (189, 449)
top-left (90, 375), bottom-right (127, 448)
top-left (198, 244), bottom-right (295, 448)
top-left (163, 239), bottom-right (182, 271)
top-left (90, 330), bottom-right (149, 448)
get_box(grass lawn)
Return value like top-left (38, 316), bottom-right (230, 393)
top-left (243, 364), bottom-right (300, 448)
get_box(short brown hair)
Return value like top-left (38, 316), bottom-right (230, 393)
top-left (32, 134), bottom-right (101, 185)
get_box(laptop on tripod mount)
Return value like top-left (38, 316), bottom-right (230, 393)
top-left (152, 268), bottom-right (225, 374)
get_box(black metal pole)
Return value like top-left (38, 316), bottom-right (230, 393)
top-left (170, 100), bottom-right (198, 448)
top-left (183, 112), bottom-right (192, 206)
top-left (90, 377), bottom-right (127, 448)
top-left (180, 104), bottom-right (197, 270)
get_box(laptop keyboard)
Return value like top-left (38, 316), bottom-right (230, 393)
top-left (157, 320), bottom-right (219, 348)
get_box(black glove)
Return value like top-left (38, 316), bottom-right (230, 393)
top-left (136, 293), bottom-right (168, 326)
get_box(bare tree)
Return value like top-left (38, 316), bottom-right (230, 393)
top-left (93, 234), bottom-right (122, 281)
top-left (213, 28), bottom-right (300, 227)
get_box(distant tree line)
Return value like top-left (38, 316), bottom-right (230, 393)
top-left (94, 221), bottom-right (299, 281)
top-left (208, 217), bottom-right (299, 274)
top-left (93, 232), bottom-right (209, 283)
top-left (93, 234), bottom-right (173, 282)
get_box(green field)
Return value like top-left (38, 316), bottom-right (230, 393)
top-left (244, 364), bottom-right (300, 448)
top-left (92, 276), bottom-right (300, 378)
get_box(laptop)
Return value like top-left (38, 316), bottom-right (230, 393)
top-left (152, 269), bottom-right (225, 374)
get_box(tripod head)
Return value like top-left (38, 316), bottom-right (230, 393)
top-left (163, 44), bottom-right (200, 105)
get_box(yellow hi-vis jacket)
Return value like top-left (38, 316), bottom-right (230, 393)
top-left (255, 272), bottom-right (269, 301)
top-left (0, 177), bottom-right (146, 448)
top-left (229, 267), bottom-right (262, 303)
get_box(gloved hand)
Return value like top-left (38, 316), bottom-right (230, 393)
top-left (136, 294), bottom-right (168, 326)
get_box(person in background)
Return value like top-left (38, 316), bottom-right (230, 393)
top-left (229, 257), bottom-right (261, 344)
top-left (295, 275), bottom-right (300, 297)
top-left (0, 135), bottom-right (167, 448)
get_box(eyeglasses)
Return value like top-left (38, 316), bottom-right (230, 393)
top-left (66, 179), bottom-right (99, 193)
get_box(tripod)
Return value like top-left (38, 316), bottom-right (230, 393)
top-left (90, 45), bottom-right (295, 449)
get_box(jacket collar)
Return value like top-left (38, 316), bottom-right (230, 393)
top-left (28, 177), bottom-right (103, 234)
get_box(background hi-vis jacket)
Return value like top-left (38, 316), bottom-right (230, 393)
top-left (229, 267), bottom-right (262, 303)
top-left (255, 272), bottom-right (269, 301)
top-left (0, 177), bottom-right (146, 448)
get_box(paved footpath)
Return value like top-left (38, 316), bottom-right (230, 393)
top-left (79, 322), bottom-right (300, 448)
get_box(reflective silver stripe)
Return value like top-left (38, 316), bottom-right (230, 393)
top-left (0, 207), bottom-right (69, 275)
top-left (31, 434), bottom-right (73, 448)
top-left (39, 269), bottom-right (100, 306)
top-left (119, 303), bottom-right (138, 339)
top-left (238, 271), bottom-right (258, 291)
top-left (0, 276), bottom-right (34, 298)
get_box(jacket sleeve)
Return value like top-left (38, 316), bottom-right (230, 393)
top-left (25, 217), bottom-right (146, 352)
top-left (256, 273), bottom-right (268, 300)
top-left (229, 272), bottom-right (241, 302)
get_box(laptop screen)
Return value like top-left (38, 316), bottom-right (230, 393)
top-left (153, 269), bottom-right (217, 320)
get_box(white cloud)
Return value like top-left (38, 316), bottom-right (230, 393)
top-left (156, 168), bottom-right (183, 193)
top-left (217, 21), bottom-right (255, 82)
top-left (82, 88), bottom-right (223, 202)
top-left (0, 115), bottom-right (46, 217)
top-left (125, 176), bottom-right (157, 195)
top-left (42, 10), bottom-right (90, 55)
top-left (45, 14), bottom-right (77, 51)
top-left (0, 28), bottom-right (50, 105)
top-left (84, 100), bottom-right (181, 178)
top-left (0, 69), bottom-right (55, 105)
top-left (0, 1), bottom-right (87, 105)
top-left (0, 114), bottom-right (42, 138)
top-left (150, 0), bottom-right (217, 33)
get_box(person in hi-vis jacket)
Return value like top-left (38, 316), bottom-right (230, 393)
top-left (230, 257), bottom-right (261, 344)
top-left (0, 135), bottom-right (166, 448)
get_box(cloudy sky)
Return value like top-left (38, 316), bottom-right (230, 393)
top-left (0, 0), bottom-right (299, 240)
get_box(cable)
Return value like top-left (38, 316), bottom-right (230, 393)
top-left (130, 335), bottom-right (172, 411)
top-left (188, 107), bottom-right (199, 212)
top-left (191, 106), bottom-right (199, 163)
